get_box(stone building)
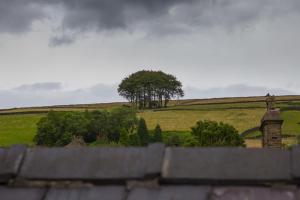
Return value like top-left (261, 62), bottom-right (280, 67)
top-left (260, 94), bottom-right (283, 148)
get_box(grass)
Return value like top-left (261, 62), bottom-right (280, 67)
top-left (0, 114), bottom-right (45, 147)
top-left (282, 111), bottom-right (300, 135)
top-left (139, 109), bottom-right (265, 132)
top-left (1, 95), bottom-right (300, 147)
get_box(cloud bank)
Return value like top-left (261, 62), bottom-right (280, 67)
top-left (0, 82), bottom-right (295, 109)
top-left (0, 83), bottom-right (122, 108)
top-left (185, 84), bottom-right (295, 99)
top-left (1, 0), bottom-right (300, 45)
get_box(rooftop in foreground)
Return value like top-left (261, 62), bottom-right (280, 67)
top-left (1, 144), bottom-right (300, 200)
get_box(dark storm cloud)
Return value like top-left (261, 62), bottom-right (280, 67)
top-left (49, 34), bottom-right (76, 46)
top-left (0, 0), bottom-right (45, 33)
top-left (1, 0), bottom-right (300, 42)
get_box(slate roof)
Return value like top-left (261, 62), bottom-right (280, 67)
top-left (1, 144), bottom-right (300, 200)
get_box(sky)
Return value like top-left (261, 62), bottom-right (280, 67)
top-left (0, 0), bottom-right (300, 108)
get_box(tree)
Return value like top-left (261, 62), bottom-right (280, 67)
top-left (118, 70), bottom-right (184, 109)
top-left (34, 111), bottom-right (89, 146)
top-left (152, 124), bottom-right (163, 143)
top-left (34, 108), bottom-right (139, 146)
top-left (137, 118), bottom-right (149, 146)
top-left (191, 120), bottom-right (245, 147)
top-left (108, 107), bottom-right (138, 143)
top-left (85, 110), bottom-right (110, 142)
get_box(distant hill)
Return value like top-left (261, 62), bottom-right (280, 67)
top-left (1, 95), bottom-right (300, 115)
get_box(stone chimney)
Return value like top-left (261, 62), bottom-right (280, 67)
top-left (260, 94), bottom-right (283, 148)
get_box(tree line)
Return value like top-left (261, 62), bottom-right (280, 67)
top-left (118, 70), bottom-right (184, 109)
top-left (34, 107), bottom-right (163, 147)
top-left (34, 108), bottom-right (244, 147)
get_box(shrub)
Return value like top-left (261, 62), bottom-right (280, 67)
top-left (165, 134), bottom-right (181, 146)
top-left (183, 136), bottom-right (200, 147)
top-left (191, 120), bottom-right (245, 147)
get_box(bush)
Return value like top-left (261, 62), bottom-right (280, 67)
top-left (191, 120), bottom-right (245, 147)
top-left (165, 134), bottom-right (181, 146)
top-left (183, 136), bottom-right (200, 147)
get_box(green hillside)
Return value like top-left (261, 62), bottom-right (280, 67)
top-left (1, 95), bottom-right (300, 147)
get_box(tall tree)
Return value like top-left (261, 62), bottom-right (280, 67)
top-left (137, 118), bottom-right (149, 146)
top-left (118, 70), bottom-right (184, 109)
top-left (153, 124), bottom-right (163, 143)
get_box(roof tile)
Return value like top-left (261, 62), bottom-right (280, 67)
top-left (20, 145), bottom-right (163, 181)
top-left (45, 186), bottom-right (126, 200)
top-left (0, 145), bottom-right (26, 183)
top-left (0, 187), bottom-right (46, 200)
top-left (291, 146), bottom-right (300, 179)
top-left (211, 187), bottom-right (297, 200)
top-left (162, 147), bottom-right (291, 182)
top-left (127, 186), bottom-right (211, 200)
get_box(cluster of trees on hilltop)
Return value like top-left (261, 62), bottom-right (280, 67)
top-left (118, 70), bottom-right (184, 109)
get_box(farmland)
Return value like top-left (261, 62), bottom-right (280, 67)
top-left (0, 95), bottom-right (300, 147)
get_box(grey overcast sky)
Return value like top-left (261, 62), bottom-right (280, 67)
top-left (0, 0), bottom-right (300, 108)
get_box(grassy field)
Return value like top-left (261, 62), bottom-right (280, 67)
top-left (0, 95), bottom-right (300, 147)
top-left (140, 109), bottom-right (265, 132)
top-left (282, 111), bottom-right (300, 135)
top-left (0, 114), bottom-right (45, 147)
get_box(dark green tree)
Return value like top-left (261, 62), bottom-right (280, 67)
top-left (84, 110), bottom-right (110, 142)
top-left (118, 70), bottom-right (184, 109)
top-left (34, 108), bottom-right (139, 146)
top-left (191, 120), bottom-right (245, 147)
top-left (127, 133), bottom-right (141, 146)
top-left (34, 111), bottom-right (64, 146)
top-left (34, 111), bottom-right (89, 146)
top-left (137, 118), bottom-right (149, 146)
top-left (107, 107), bottom-right (138, 143)
top-left (152, 124), bottom-right (163, 143)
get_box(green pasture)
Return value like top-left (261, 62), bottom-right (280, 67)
top-left (0, 98), bottom-right (300, 147)
top-left (0, 114), bottom-right (45, 147)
